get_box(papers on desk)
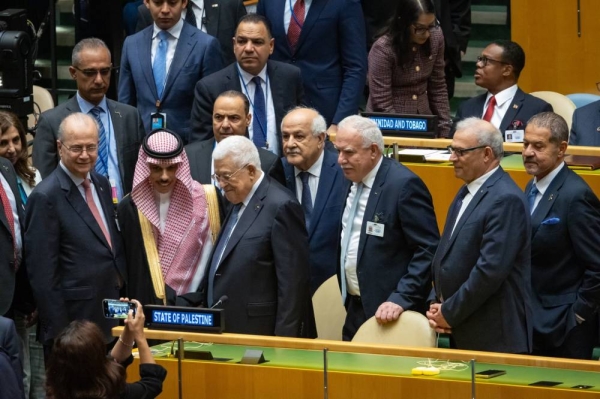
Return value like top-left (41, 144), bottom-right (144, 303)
top-left (424, 150), bottom-right (452, 162)
top-left (395, 149), bottom-right (451, 163)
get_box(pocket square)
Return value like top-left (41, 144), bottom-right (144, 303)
top-left (541, 217), bottom-right (560, 225)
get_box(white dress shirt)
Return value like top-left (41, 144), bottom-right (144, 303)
top-left (452, 166), bottom-right (499, 235)
top-left (530, 162), bottom-right (565, 213)
top-left (483, 84), bottom-right (518, 129)
top-left (151, 18), bottom-right (184, 78)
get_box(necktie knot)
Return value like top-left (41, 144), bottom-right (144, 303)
top-left (81, 178), bottom-right (91, 190)
top-left (483, 95), bottom-right (496, 122)
top-left (89, 106), bottom-right (102, 117)
top-left (299, 171), bottom-right (310, 184)
top-left (457, 185), bottom-right (470, 200)
top-left (530, 184), bottom-right (539, 196)
top-left (158, 30), bottom-right (169, 42)
top-left (252, 76), bottom-right (262, 86)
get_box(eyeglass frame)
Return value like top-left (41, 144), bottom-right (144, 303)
top-left (72, 66), bottom-right (116, 78)
top-left (59, 141), bottom-right (98, 155)
top-left (476, 55), bottom-right (510, 67)
top-left (412, 20), bottom-right (440, 36)
top-left (447, 145), bottom-right (488, 157)
top-left (212, 163), bottom-right (249, 183)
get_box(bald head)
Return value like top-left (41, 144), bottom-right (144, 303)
top-left (282, 107), bottom-right (326, 171)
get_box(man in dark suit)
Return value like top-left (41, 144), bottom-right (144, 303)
top-left (570, 99), bottom-right (600, 146)
top-left (135, 0), bottom-right (247, 65)
top-left (257, 0), bottom-right (367, 135)
top-left (0, 157), bottom-right (25, 318)
top-left (452, 40), bottom-right (552, 139)
top-left (523, 112), bottom-right (600, 359)
top-left (186, 91), bottom-right (285, 185)
top-left (428, 117), bottom-right (532, 353)
top-left (335, 116), bottom-right (440, 341)
top-left (25, 113), bottom-right (127, 348)
top-left (0, 316), bottom-right (24, 398)
top-left (281, 107), bottom-right (345, 294)
top-left (118, 0), bottom-right (223, 143)
top-left (33, 38), bottom-right (144, 199)
top-left (202, 135), bottom-right (310, 336)
top-left (189, 14), bottom-right (304, 154)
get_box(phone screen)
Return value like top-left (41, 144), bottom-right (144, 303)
top-left (102, 299), bottom-right (136, 319)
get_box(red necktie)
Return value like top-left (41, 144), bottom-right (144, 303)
top-left (287, 0), bottom-right (305, 51)
top-left (82, 179), bottom-right (112, 249)
top-left (483, 95), bottom-right (496, 122)
top-left (0, 181), bottom-right (17, 269)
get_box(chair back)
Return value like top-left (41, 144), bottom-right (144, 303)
top-left (27, 85), bottom-right (55, 129)
top-left (530, 91), bottom-right (576, 131)
top-left (311, 276), bottom-right (346, 341)
top-left (352, 311), bottom-right (436, 347)
top-left (566, 93), bottom-right (600, 108)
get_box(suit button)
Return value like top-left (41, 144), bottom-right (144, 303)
top-left (415, 66), bottom-right (420, 72)
top-left (412, 94), bottom-right (417, 100)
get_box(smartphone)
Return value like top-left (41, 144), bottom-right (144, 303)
top-left (475, 369), bottom-right (506, 379)
top-left (528, 381), bottom-right (562, 387)
top-left (102, 299), bottom-right (136, 319)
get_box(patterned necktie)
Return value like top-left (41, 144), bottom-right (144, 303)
top-left (81, 179), bottom-right (112, 249)
top-left (482, 95), bottom-right (496, 122)
top-left (299, 171), bottom-right (313, 230)
top-left (185, 2), bottom-right (197, 27)
top-left (287, 0), bottom-right (305, 51)
top-left (89, 107), bottom-right (108, 177)
top-left (153, 30), bottom-right (169, 99)
top-left (252, 76), bottom-right (267, 148)
top-left (339, 182), bottom-right (363, 304)
top-left (207, 203), bottom-right (242, 306)
top-left (528, 183), bottom-right (539, 214)
top-left (0, 181), bottom-right (16, 269)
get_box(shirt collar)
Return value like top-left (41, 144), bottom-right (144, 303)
top-left (153, 18), bottom-right (184, 40)
top-left (362, 156), bottom-right (383, 189)
top-left (237, 62), bottom-right (268, 84)
top-left (533, 162), bottom-right (565, 195)
top-left (241, 171), bottom-right (265, 208)
top-left (486, 84), bottom-right (518, 107)
top-left (466, 165), bottom-right (500, 195)
top-left (59, 160), bottom-right (90, 187)
top-left (76, 92), bottom-right (108, 114)
top-left (294, 149), bottom-right (325, 178)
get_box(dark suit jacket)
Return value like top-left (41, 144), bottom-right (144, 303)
top-left (189, 60), bottom-right (304, 151)
top-left (452, 88), bottom-right (553, 138)
top-left (200, 176), bottom-right (310, 337)
top-left (184, 137), bottom-right (286, 185)
top-left (135, 0), bottom-right (247, 66)
top-left (282, 150), bottom-right (346, 294)
top-left (24, 167), bottom-right (127, 344)
top-left (0, 159), bottom-right (25, 316)
top-left (569, 100), bottom-right (600, 146)
top-left (0, 316), bottom-right (23, 399)
top-left (527, 165), bottom-right (600, 348)
top-left (32, 95), bottom-right (144, 194)
top-left (118, 22), bottom-right (223, 142)
top-left (257, 0), bottom-right (367, 126)
top-left (339, 157), bottom-right (440, 317)
top-left (432, 167), bottom-right (532, 353)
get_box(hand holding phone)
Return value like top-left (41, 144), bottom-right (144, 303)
top-left (102, 299), bottom-right (136, 319)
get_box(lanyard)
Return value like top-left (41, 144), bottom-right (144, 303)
top-left (289, 0), bottom-right (304, 29)
top-left (236, 63), bottom-right (269, 146)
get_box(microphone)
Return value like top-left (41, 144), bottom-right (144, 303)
top-left (210, 295), bottom-right (228, 309)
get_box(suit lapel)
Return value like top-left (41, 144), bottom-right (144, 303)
top-left (140, 27), bottom-right (158, 99)
top-left (266, 61), bottom-right (284, 153)
top-left (0, 162), bottom-right (20, 234)
top-left (163, 24), bottom-right (196, 99)
top-left (226, 63), bottom-right (243, 91)
top-left (271, 0), bottom-right (290, 57)
top-left (530, 165), bottom-right (567, 237)
top-left (282, 159), bottom-right (297, 195)
top-left (204, 0), bottom-right (219, 37)
top-left (293, 0), bottom-right (326, 55)
top-left (356, 158), bottom-right (388, 264)
top-left (500, 88), bottom-right (525, 132)
top-left (309, 151), bottom-right (339, 239)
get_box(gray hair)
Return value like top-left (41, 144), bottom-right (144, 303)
top-left (213, 135), bottom-right (261, 169)
top-left (57, 113), bottom-right (98, 141)
top-left (455, 117), bottom-right (504, 159)
top-left (526, 112), bottom-right (568, 144)
top-left (283, 106), bottom-right (327, 137)
top-left (72, 38), bottom-right (111, 66)
top-left (338, 115), bottom-right (384, 152)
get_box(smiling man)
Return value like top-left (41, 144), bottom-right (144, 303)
top-left (118, 129), bottom-right (215, 307)
top-left (523, 112), bottom-right (600, 359)
top-left (451, 40), bottom-right (552, 140)
top-left (335, 115), bottom-right (439, 341)
top-left (189, 14), bottom-right (304, 153)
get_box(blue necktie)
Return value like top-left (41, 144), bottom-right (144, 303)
top-left (339, 183), bottom-right (363, 304)
top-left (299, 171), bottom-right (313, 230)
top-left (528, 184), bottom-right (539, 214)
top-left (207, 203), bottom-right (241, 306)
top-left (153, 31), bottom-right (169, 99)
top-left (89, 107), bottom-right (108, 177)
top-left (252, 76), bottom-right (267, 148)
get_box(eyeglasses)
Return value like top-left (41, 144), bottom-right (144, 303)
top-left (447, 145), bottom-right (487, 157)
top-left (412, 21), bottom-right (440, 36)
top-left (212, 163), bottom-right (248, 183)
top-left (476, 56), bottom-right (510, 67)
top-left (60, 142), bottom-right (98, 154)
top-left (72, 66), bottom-right (115, 78)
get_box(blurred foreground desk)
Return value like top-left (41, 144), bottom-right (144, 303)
top-left (113, 327), bottom-right (600, 399)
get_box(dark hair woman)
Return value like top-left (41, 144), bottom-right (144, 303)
top-left (46, 299), bottom-right (166, 399)
top-left (366, 0), bottom-right (451, 137)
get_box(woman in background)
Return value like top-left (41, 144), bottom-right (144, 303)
top-left (367, 0), bottom-right (451, 137)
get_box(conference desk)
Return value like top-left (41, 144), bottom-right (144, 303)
top-left (115, 327), bottom-right (600, 399)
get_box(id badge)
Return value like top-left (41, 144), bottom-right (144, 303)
top-left (366, 221), bottom-right (384, 237)
top-left (151, 112), bottom-right (167, 130)
top-left (505, 129), bottom-right (524, 143)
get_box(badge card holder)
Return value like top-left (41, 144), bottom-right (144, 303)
top-left (151, 112), bottom-right (167, 130)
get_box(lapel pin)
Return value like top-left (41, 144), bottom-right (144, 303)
top-left (255, 204), bottom-right (260, 211)
top-left (212, 3), bottom-right (218, 6)
top-left (512, 104), bottom-right (519, 109)
top-left (548, 194), bottom-right (554, 201)
top-left (596, 127), bottom-right (600, 132)
top-left (115, 111), bottom-right (122, 117)
top-left (1, 165), bottom-right (8, 172)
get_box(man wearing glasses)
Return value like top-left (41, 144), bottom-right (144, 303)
top-left (451, 40), bottom-right (552, 141)
top-left (33, 38), bottom-right (144, 201)
top-left (25, 113), bottom-right (127, 356)
top-left (428, 117), bottom-right (532, 353)
top-left (201, 135), bottom-right (311, 337)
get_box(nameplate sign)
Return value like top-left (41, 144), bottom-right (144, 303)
top-left (144, 305), bottom-right (224, 333)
